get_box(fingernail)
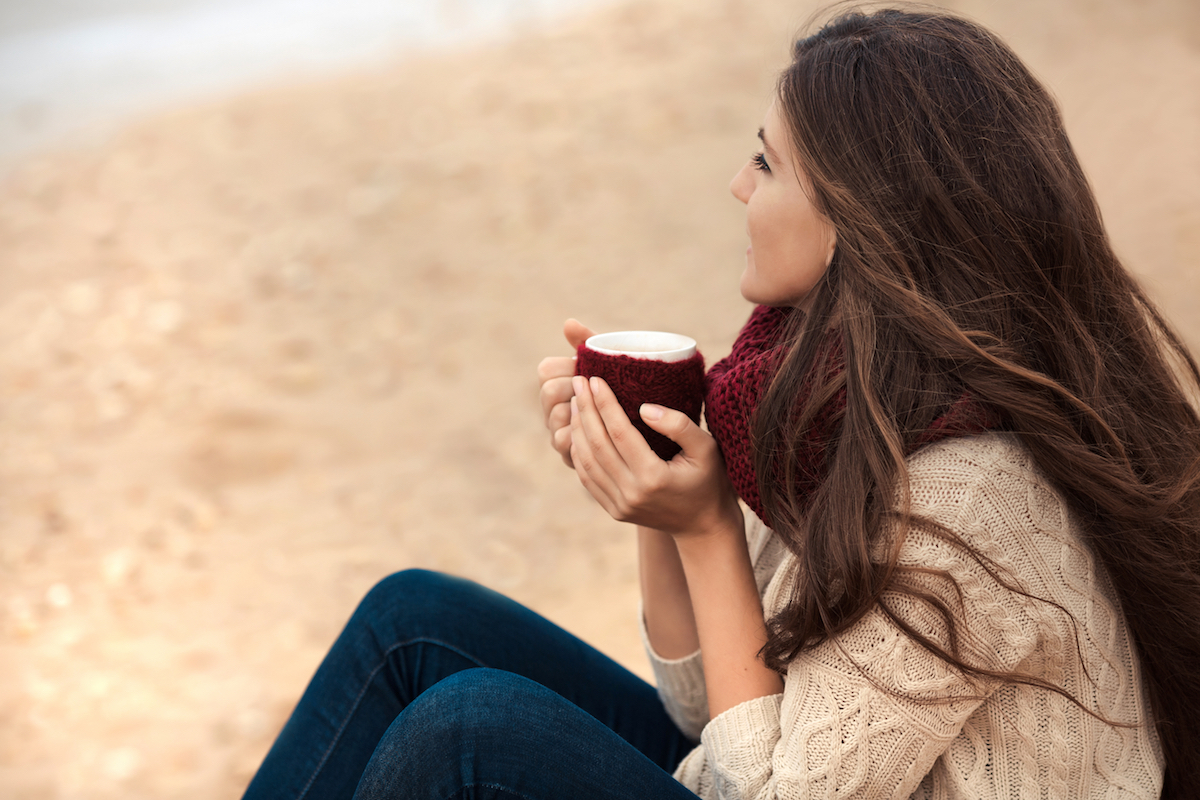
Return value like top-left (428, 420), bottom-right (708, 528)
top-left (589, 376), bottom-right (602, 392)
top-left (573, 375), bottom-right (585, 393)
top-left (640, 404), bottom-right (664, 421)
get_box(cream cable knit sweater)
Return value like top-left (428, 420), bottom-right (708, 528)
top-left (641, 434), bottom-right (1164, 799)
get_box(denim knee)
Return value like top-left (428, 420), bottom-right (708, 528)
top-left (352, 668), bottom-right (542, 797)
top-left (400, 667), bottom-right (542, 740)
top-left (350, 569), bottom-right (472, 633)
top-left (358, 568), bottom-right (445, 615)
top-left (353, 669), bottom-right (691, 800)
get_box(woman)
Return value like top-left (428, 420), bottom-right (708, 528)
top-left (243, 6), bottom-right (1199, 798)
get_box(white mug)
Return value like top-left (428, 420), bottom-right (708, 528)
top-left (583, 331), bottom-right (697, 363)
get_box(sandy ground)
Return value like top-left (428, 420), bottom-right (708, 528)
top-left (0, 0), bottom-right (1197, 797)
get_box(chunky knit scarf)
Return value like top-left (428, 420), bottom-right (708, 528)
top-left (704, 305), bottom-right (1002, 527)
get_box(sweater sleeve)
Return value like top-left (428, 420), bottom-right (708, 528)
top-left (639, 606), bottom-right (709, 741)
top-left (675, 476), bottom-right (1045, 799)
top-left (642, 510), bottom-right (782, 742)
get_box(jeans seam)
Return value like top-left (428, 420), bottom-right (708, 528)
top-left (295, 636), bottom-right (489, 800)
top-left (442, 783), bottom-right (540, 800)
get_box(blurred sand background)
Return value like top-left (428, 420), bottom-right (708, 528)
top-left (1, 0), bottom-right (1197, 796)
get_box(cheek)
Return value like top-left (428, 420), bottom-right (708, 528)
top-left (745, 199), bottom-right (777, 249)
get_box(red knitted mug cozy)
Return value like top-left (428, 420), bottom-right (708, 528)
top-left (575, 346), bottom-right (706, 460)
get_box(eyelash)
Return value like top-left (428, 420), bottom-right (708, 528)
top-left (751, 152), bottom-right (770, 172)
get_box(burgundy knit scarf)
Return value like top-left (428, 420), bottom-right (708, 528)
top-left (704, 305), bottom-right (1001, 527)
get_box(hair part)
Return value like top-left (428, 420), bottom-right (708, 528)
top-left (753, 6), bottom-right (1200, 795)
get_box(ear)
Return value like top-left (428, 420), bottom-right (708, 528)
top-left (823, 225), bottom-right (838, 268)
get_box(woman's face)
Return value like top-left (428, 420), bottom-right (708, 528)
top-left (730, 101), bottom-right (837, 309)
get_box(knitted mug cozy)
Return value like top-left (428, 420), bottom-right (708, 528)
top-left (704, 305), bottom-right (1002, 527)
top-left (576, 346), bottom-right (706, 460)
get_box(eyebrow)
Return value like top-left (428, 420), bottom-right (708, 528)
top-left (757, 127), bottom-right (781, 163)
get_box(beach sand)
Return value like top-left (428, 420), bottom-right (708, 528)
top-left (0, 0), bottom-right (1197, 796)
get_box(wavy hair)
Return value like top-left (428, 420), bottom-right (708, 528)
top-left (752, 6), bottom-right (1200, 794)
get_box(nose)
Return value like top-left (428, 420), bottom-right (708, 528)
top-left (730, 161), bottom-right (753, 205)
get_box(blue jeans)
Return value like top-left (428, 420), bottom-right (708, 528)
top-left (241, 569), bottom-right (701, 799)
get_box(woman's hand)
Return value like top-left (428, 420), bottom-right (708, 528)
top-left (573, 376), bottom-right (781, 715)
top-left (569, 375), bottom-right (743, 540)
top-left (537, 319), bottom-right (595, 467)
top-left (572, 376), bottom-right (782, 717)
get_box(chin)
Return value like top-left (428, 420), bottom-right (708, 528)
top-left (740, 280), bottom-right (798, 308)
top-left (739, 285), bottom-right (764, 305)
top-left (739, 270), bottom-right (766, 304)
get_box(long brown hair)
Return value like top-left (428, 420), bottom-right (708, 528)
top-left (753, 6), bottom-right (1200, 794)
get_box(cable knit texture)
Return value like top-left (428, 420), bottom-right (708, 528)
top-left (643, 434), bottom-right (1165, 799)
top-left (703, 305), bottom-right (1000, 526)
top-left (576, 346), bottom-right (705, 459)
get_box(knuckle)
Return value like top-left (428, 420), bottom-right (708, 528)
top-left (544, 377), bottom-right (569, 403)
top-left (553, 427), bottom-right (571, 452)
top-left (538, 357), bottom-right (573, 382)
top-left (623, 487), bottom-right (645, 509)
top-left (541, 379), bottom-right (567, 405)
top-left (536, 358), bottom-right (554, 381)
top-left (548, 405), bottom-right (568, 429)
top-left (642, 473), bottom-right (666, 495)
top-left (613, 499), bottom-right (634, 520)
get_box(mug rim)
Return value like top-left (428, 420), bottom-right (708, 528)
top-left (584, 331), bottom-right (697, 362)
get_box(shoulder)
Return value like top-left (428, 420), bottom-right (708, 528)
top-left (904, 431), bottom-right (1044, 503)
top-left (906, 429), bottom-right (1030, 473)
top-left (903, 432), bottom-right (1068, 540)
top-left (760, 433), bottom-right (1086, 618)
top-left (896, 433), bottom-right (1090, 615)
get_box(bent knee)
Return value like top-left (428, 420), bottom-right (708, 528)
top-left (356, 669), bottom-right (555, 798)
top-left (356, 569), bottom-right (472, 621)
top-left (363, 568), bottom-right (445, 604)
top-left (398, 669), bottom-right (555, 745)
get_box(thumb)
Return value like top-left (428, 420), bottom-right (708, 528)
top-left (563, 318), bottom-right (596, 350)
top-left (639, 404), bottom-right (708, 455)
